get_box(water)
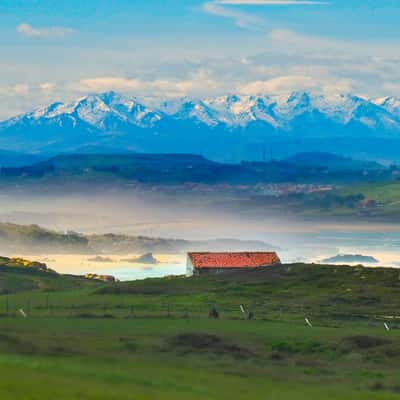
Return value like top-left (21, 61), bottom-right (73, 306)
top-left (276, 228), bottom-right (400, 267)
top-left (20, 253), bottom-right (187, 281)
top-left (19, 226), bottom-right (400, 281)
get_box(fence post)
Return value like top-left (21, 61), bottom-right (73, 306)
top-left (49, 295), bottom-right (53, 317)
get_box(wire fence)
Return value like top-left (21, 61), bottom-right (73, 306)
top-left (1, 294), bottom-right (399, 327)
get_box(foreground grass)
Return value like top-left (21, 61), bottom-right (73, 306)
top-left (1, 264), bottom-right (400, 398)
top-left (0, 318), bottom-right (399, 399)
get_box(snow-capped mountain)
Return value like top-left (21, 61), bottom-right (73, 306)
top-left (4, 90), bottom-right (400, 131)
top-left (1, 91), bottom-right (400, 162)
top-left (4, 91), bottom-right (161, 131)
top-left (163, 92), bottom-right (400, 131)
top-left (374, 96), bottom-right (400, 118)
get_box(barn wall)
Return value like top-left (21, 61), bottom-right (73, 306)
top-left (192, 262), bottom-right (281, 276)
top-left (186, 257), bottom-right (194, 277)
top-left (194, 267), bottom-right (264, 275)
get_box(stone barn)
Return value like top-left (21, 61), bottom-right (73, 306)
top-left (186, 252), bottom-right (281, 276)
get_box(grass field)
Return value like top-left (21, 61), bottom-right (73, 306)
top-left (0, 318), bottom-right (400, 399)
top-left (2, 263), bottom-right (400, 322)
top-left (293, 181), bottom-right (400, 219)
top-left (1, 263), bottom-right (400, 398)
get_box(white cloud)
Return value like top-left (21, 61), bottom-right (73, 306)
top-left (76, 77), bottom-right (141, 92)
top-left (239, 75), bottom-right (315, 93)
top-left (268, 29), bottom-right (349, 52)
top-left (17, 23), bottom-right (75, 39)
top-left (217, 0), bottom-right (327, 4)
top-left (203, 2), bottom-right (265, 30)
top-left (74, 71), bottom-right (221, 97)
top-left (239, 75), bottom-right (353, 95)
top-left (0, 83), bottom-right (30, 97)
top-left (12, 83), bottom-right (30, 95)
top-left (39, 82), bottom-right (56, 92)
top-left (383, 82), bottom-right (400, 93)
top-left (203, 0), bottom-right (326, 30)
top-left (2, 24), bottom-right (400, 119)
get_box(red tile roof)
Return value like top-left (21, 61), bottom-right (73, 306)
top-left (188, 252), bottom-right (280, 269)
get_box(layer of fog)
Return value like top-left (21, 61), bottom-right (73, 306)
top-left (1, 185), bottom-right (400, 268)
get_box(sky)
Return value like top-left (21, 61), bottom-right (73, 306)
top-left (0, 0), bottom-right (399, 119)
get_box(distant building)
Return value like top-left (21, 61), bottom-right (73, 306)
top-left (186, 251), bottom-right (281, 276)
top-left (85, 273), bottom-right (117, 283)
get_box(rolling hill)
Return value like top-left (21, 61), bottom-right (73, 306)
top-left (0, 152), bottom-right (394, 185)
top-left (0, 222), bottom-right (276, 255)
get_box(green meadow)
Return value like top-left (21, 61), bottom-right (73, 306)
top-left (1, 318), bottom-right (400, 399)
top-left (0, 263), bottom-right (400, 399)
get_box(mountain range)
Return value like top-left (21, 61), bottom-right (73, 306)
top-left (1, 91), bottom-right (400, 162)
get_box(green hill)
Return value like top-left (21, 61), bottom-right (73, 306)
top-left (286, 152), bottom-right (383, 171)
top-left (93, 262), bottom-right (400, 320)
top-left (0, 222), bottom-right (276, 254)
top-left (299, 181), bottom-right (400, 219)
top-left (231, 180), bottom-right (400, 220)
top-left (0, 262), bottom-right (399, 398)
top-left (2, 260), bottom-right (399, 320)
top-left (0, 223), bottom-right (89, 253)
top-left (0, 153), bottom-right (395, 185)
top-left (0, 256), bottom-right (99, 295)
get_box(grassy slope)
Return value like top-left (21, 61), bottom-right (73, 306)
top-left (338, 182), bottom-right (400, 217)
top-left (0, 264), bottom-right (99, 295)
top-left (91, 263), bottom-right (400, 320)
top-left (289, 181), bottom-right (400, 219)
top-left (2, 263), bottom-right (400, 320)
top-left (0, 264), bottom-right (400, 398)
top-left (0, 318), bottom-right (399, 399)
top-left (227, 181), bottom-right (400, 220)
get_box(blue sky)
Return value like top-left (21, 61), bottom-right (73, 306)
top-left (0, 0), bottom-right (399, 118)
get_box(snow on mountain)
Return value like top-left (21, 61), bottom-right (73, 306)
top-left (4, 91), bottom-right (162, 131)
top-left (201, 95), bottom-right (279, 127)
top-left (0, 92), bottom-right (400, 162)
top-left (1, 91), bottom-right (400, 158)
top-left (3, 91), bottom-right (400, 132)
top-left (159, 92), bottom-right (400, 130)
top-left (374, 96), bottom-right (400, 117)
top-left (159, 98), bottom-right (220, 126)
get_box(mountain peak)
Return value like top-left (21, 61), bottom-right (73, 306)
top-left (0, 90), bottom-right (399, 158)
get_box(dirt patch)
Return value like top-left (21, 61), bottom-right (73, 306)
top-left (72, 313), bottom-right (115, 319)
top-left (119, 336), bottom-right (138, 352)
top-left (168, 333), bottom-right (255, 359)
top-left (0, 333), bottom-right (78, 357)
top-left (342, 335), bottom-right (392, 350)
top-left (0, 333), bottom-right (38, 354)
